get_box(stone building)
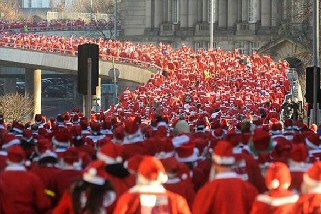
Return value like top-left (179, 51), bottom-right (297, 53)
top-left (121, 0), bottom-right (310, 64)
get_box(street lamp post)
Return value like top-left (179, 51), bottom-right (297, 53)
top-left (209, 0), bottom-right (214, 49)
top-left (114, 0), bottom-right (117, 39)
top-left (312, 0), bottom-right (320, 125)
top-left (90, 0), bottom-right (93, 20)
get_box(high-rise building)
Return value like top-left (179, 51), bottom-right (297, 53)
top-left (121, 0), bottom-right (309, 64)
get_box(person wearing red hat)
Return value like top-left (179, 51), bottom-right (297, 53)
top-left (193, 140), bottom-right (258, 214)
top-left (113, 156), bottom-right (191, 214)
top-left (0, 145), bottom-right (51, 213)
top-left (251, 162), bottom-right (299, 214)
top-left (47, 147), bottom-right (83, 206)
top-left (53, 160), bottom-right (116, 214)
top-left (122, 117), bottom-right (150, 160)
top-left (29, 139), bottom-right (61, 196)
top-left (0, 133), bottom-right (21, 171)
top-left (97, 143), bottom-right (134, 199)
top-left (293, 161), bottom-right (321, 213)
top-left (288, 144), bottom-right (311, 194)
top-left (161, 157), bottom-right (195, 209)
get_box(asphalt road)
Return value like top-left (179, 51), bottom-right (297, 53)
top-left (42, 97), bottom-right (80, 118)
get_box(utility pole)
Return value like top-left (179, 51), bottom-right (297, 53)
top-left (312, 0), bottom-right (320, 125)
top-left (209, 0), bottom-right (214, 49)
top-left (114, 0), bottom-right (117, 39)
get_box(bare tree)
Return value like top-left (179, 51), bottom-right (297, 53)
top-left (0, 93), bottom-right (33, 123)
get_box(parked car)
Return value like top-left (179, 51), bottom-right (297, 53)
top-left (43, 85), bottom-right (73, 98)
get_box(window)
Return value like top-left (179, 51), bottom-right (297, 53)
top-left (249, 42), bottom-right (260, 54)
top-left (235, 42), bottom-right (246, 54)
top-left (172, 0), bottom-right (179, 24)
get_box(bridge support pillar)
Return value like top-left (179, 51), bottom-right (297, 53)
top-left (4, 78), bottom-right (16, 94)
top-left (25, 69), bottom-right (41, 120)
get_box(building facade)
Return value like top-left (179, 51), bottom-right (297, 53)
top-left (121, 0), bottom-right (309, 61)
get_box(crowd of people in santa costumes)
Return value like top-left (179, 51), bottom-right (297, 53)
top-left (0, 19), bottom-right (118, 33)
top-left (1, 33), bottom-right (321, 213)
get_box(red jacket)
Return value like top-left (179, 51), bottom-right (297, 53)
top-left (193, 172), bottom-right (258, 214)
top-left (113, 185), bottom-right (191, 214)
top-left (251, 190), bottom-right (299, 214)
top-left (30, 165), bottom-right (61, 189)
top-left (48, 168), bottom-right (82, 205)
top-left (164, 178), bottom-right (195, 209)
top-left (0, 165), bottom-right (51, 213)
top-left (293, 193), bottom-right (321, 214)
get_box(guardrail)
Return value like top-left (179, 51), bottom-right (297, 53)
top-left (0, 41), bottom-right (162, 74)
top-left (0, 24), bottom-right (121, 34)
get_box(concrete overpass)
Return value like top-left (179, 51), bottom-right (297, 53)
top-left (0, 47), bottom-right (158, 117)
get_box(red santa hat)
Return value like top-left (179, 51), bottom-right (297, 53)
top-left (7, 145), bottom-right (25, 163)
top-left (90, 121), bottom-right (101, 134)
top-left (175, 141), bottom-right (199, 163)
top-left (97, 143), bottom-right (123, 164)
top-left (1, 134), bottom-right (20, 150)
top-left (61, 147), bottom-right (80, 166)
top-left (305, 133), bottom-right (321, 150)
top-left (212, 140), bottom-right (235, 165)
top-left (154, 138), bottom-right (175, 159)
top-left (52, 131), bottom-right (70, 148)
top-left (253, 128), bottom-right (271, 151)
top-left (303, 162), bottom-right (321, 188)
top-left (123, 155), bottom-right (144, 174)
top-left (137, 156), bottom-right (168, 183)
top-left (291, 143), bottom-right (308, 163)
top-left (22, 129), bottom-right (33, 143)
top-left (266, 162), bottom-right (291, 190)
top-left (293, 121), bottom-right (304, 131)
top-left (83, 160), bottom-right (109, 185)
top-left (284, 119), bottom-right (293, 130)
top-left (271, 122), bottom-right (283, 135)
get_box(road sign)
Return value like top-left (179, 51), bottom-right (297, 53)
top-left (108, 68), bottom-right (120, 80)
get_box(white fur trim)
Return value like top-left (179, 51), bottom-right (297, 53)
top-left (52, 137), bottom-right (70, 148)
top-left (5, 164), bottom-right (26, 171)
top-left (157, 122), bottom-right (168, 128)
top-left (39, 150), bottom-right (57, 159)
top-left (123, 129), bottom-right (144, 144)
top-left (214, 172), bottom-right (240, 180)
top-left (303, 173), bottom-right (321, 187)
top-left (155, 151), bottom-right (175, 159)
top-left (269, 179), bottom-right (280, 189)
top-left (172, 135), bottom-right (190, 148)
top-left (305, 138), bottom-right (320, 150)
top-left (2, 139), bottom-right (20, 149)
top-left (181, 173), bottom-right (188, 180)
top-left (212, 154), bottom-right (235, 165)
top-left (0, 151), bottom-right (7, 156)
top-left (97, 152), bottom-right (122, 164)
top-left (137, 173), bottom-right (168, 185)
top-left (289, 161), bottom-right (311, 172)
top-left (271, 130), bottom-right (283, 135)
top-left (256, 194), bottom-right (299, 206)
top-left (166, 177), bottom-right (181, 184)
top-left (83, 173), bottom-right (105, 185)
top-left (175, 148), bottom-right (199, 163)
top-left (12, 128), bottom-right (23, 133)
top-left (130, 184), bottom-right (166, 193)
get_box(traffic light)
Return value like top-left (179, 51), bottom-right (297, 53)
top-left (305, 67), bottom-right (320, 103)
top-left (77, 43), bottom-right (99, 95)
